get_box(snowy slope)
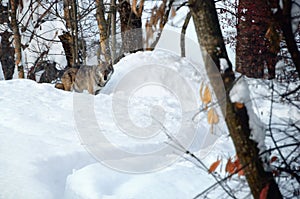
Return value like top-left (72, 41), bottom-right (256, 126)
top-left (0, 51), bottom-right (236, 199)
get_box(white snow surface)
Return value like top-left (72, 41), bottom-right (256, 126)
top-left (0, 51), bottom-right (236, 199)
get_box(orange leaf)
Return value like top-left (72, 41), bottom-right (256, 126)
top-left (260, 183), bottom-right (270, 199)
top-left (234, 157), bottom-right (240, 167)
top-left (207, 108), bottom-right (219, 124)
top-left (225, 158), bottom-right (236, 174)
top-left (199, 83), bottom-right (212, 105)
top-left (270, 156), bottom-right (278, 163)
top-left (235, 102), bottom-right (244, 109)
top-left (238, 167), bottom-right (245, 176)
top-left (202, 85), bottom-right (212, 105)
top-left (209, 159), bottom-right (221, 173)
top-left (234, 157), bottom-right (245, 176)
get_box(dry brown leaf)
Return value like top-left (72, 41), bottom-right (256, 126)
top-left (202, 85), bottom-right (212, 105)
top-left (270, 156), bottom-right (278, 163)
top-left (225, 157), bottom-right (236, 174)
top-left (132, 0), bottom-right (138, 16)
top-left (207, 108), bottom-right (219, 125)
top-left (208, 159), bottom-right (221, 173)
top-left (238, 167), bottom-right (245, 176)
top-left (234, 157), bottom-right (245, 176)
top-left (235, 102), bottom-right (244, 109)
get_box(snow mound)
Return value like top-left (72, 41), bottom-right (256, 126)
top-left (0, 51), bottom-right (235, 199)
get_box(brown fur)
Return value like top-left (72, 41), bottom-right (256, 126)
top-left (55, 83), bottom-right (64, 90)
top-left (55, 67), bottom-right (78, 91)
top-left (61, 68), bottom-right (78, 91)
top-left (72, 65), bottom-right (107, 95)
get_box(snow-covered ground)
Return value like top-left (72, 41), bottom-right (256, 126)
top-left (0, 51), bottom-right (237, 199)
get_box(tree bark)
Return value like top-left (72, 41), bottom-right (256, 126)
top-left (0, 31), bottom-right (14, 80)
top-left (95, 0), bottom-right (111, 63)
top-left (188, 0), bottom-right (232, 72)
top-left (71, 0), bottom-right (79, 65)
top-left (10, 0), bottom-right (24, 78)
top-left (188, 0), bottom-right (283, 198)
top-left (111, 0), bottom-right (117, 63)
top-left (63, 0), bottom-right (79, 66)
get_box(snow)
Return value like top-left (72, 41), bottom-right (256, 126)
top-left (0, 51), bottom-right (237, 199)
top-left (220, 58), bottom-right (229, 72)
top-left (279, 0), bottom-right (283, 9)
top-left (0, 62), bottom-right (4, 80)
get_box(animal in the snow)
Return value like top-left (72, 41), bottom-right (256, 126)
top-left (56, 63), bottom-right (113, 95)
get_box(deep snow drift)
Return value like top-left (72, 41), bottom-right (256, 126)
top-left (0, 51), bottom-right (236, 199)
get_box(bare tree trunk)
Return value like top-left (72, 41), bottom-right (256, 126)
top-left (71, 0), bottom-right (79, 65)
top-left (77, 1), bottom-right (86, 65)
top-left (63, 0), bottom-right (79, 67)
top-left (95, 0), bottom-right (111, 63)
top-left (188, 0), bottom-right (283, 198)
top-left (0, 31), bottom-right (14, 80)
top-left (10, 0), bottom-right (24, 78)
top-left (111, 0), bottom-right (117, 63)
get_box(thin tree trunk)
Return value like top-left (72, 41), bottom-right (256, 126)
top-left (188, 0), bottom-right (283, 198)
top-left (71, 0), bottom-right (79, 65)
top-left (10, 0), bottom-right (24, 78)
top-left (0, 31), bottom-right (14, 80)
top-left (63, 0), bottom-right (78, 67)
top-left (180, 12), bottom-right (191, 57)
top-left (111, 0), bottom-right (117, 63)
top-left (95, 0), bottom-right (111, 63)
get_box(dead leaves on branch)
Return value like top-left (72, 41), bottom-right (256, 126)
top-left (208, 155), bottom-right (245, 177)
top-left (199, 82), bottom-right (212, 107)
top-left (208, 159), bottom-right (221, 173)
top-left (199, 82), bottom-right (219, 133)
top-left (131, 0), bottom-right (144, 17)
top-left (207, 108), bottom-right (219, 125)
top-left (144, 0), bottom-right (175, 48)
